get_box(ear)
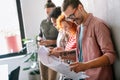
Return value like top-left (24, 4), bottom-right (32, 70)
top-left (78, 4), bottom-right (83, 11)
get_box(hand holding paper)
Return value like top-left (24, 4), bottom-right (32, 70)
top-left (38, 46), bottom-right (89, 80)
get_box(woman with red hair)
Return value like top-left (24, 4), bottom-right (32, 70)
top-left (49, 13), bottom-right (77, 80)
top-left (50, 14), bottom-right (77, 63)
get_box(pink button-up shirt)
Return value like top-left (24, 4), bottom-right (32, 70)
top-left (76, 13), bottom-right (116, 80)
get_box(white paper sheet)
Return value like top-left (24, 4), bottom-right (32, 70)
top-left (38, 46), bottom-right (89, 80)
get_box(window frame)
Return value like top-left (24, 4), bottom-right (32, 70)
top-left (0, 0), bottom-right (27, 59)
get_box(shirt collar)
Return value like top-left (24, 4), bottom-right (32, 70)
top-left (83, 13), bottom-right (93, 27)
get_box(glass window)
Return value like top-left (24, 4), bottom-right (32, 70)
top-left (0, 0), bottom-right (26, 58)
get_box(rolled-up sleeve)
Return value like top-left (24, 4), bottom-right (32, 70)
top-left (104, 53), bottom-right (116, 64)
top-left (95, 22), bottom-right (116, 64)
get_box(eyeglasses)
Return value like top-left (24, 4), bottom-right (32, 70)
top-left (66, 8), bottom-right (77, 21)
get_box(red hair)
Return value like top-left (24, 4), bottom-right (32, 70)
top-left (56, 13), bottom-right (77, 35)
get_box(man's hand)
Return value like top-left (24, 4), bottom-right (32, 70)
top-left (70, 62), bottom-right (88, 73)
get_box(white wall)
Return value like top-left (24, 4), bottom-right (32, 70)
top-left (21, 0), bottom-right (46, 39)
top-left (52, 0), bottom-right (63, 6)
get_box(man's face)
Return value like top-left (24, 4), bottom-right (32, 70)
top-left (63, 5), bottom-right (83, 25)
top-left (45, 7), bottom-right (54, 17)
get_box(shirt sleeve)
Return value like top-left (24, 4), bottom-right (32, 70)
top-left (39, 28), bottom-right (43, 37)
top-left (95, 22), bottom-right (116, 64)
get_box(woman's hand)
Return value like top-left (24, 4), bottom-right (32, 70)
top-left (39, 40), bottom-right (56, 46)
top-left (60, 50), bottom-right (76, 61)
top-left (48, 47), bottom-right (64, 57)
top-left (61, 53), bottom-right (76, 62)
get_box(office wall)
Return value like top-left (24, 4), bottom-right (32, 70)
top-left (21, 0), bottom-right (46, 39)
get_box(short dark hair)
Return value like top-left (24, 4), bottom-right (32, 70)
top-left (44, 0), bottom-right (56, 8)
top-left (49, 7), bottom-right (61, 19)
top-left (62, 0), bottom-right (83, 11)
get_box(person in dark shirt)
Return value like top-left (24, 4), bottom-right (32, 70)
top-left (38, 1), bottom-right (58, 47)
top-left (38, 0), bottom-right (58, 80)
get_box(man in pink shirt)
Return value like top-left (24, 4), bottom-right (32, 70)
top-left (62, 0), bottom-right (116, 80)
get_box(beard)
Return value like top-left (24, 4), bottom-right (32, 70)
top-left (74, 13), bottom-right (84, 25)
top-left (74, 17), bottom-right (83, 25)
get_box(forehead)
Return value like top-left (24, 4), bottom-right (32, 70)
top-left (63, 6), bottom-right (74, 17)
top-left (45, 7), bottom-right (54, 11)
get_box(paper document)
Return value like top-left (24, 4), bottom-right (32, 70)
top-left (38, 46), bottom-right (89, 80)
